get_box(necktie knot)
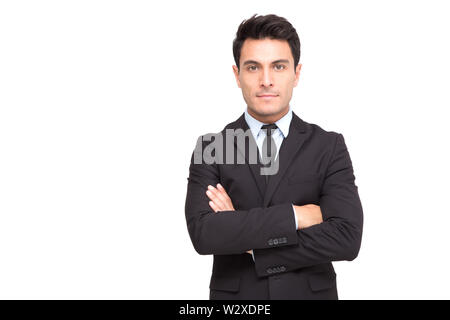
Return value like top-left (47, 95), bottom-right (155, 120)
top-left (261, 123), bottom-right (278, 137)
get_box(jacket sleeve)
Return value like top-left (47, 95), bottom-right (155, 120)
top-left (184, 137), bottom-right (299, 255)
top-left (252, 133), bottom-right (364, 277)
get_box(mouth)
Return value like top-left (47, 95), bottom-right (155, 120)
top-left (257, 94), bottom-right (278, 99)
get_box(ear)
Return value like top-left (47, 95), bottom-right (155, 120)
top-left (293, 63), bottom-right (302, 87)
top-left (232, 65), bottom-right (241, 88)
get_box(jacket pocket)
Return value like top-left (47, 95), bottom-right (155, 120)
top-left (209, 276), bottom-right (241, 292)
top-left (308, 271), bottom-right (336, 292)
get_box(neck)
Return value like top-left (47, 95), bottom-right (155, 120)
top-left (247, 106), bottom-right (290, 124)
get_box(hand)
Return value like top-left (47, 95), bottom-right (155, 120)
top-left (206, 183), bottom-right (235, 212)
top-left (293, 204), bottom-right (323, 230)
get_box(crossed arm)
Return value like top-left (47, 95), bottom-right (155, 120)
top-left (205, 183), bottom-right (324, 255)
top-left (185, 133), bottom-right (363, 277)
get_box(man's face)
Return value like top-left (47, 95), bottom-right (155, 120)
top-left (233, 38), bottom-right (302, 123)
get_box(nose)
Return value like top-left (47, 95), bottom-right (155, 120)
top-left (260, 68), bottom-right (273, 88)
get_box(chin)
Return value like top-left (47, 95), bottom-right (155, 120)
top-left (254, 105), bottom-right (282, 116)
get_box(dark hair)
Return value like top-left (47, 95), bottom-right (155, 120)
top-left (233, 14), bottom-right (301, 72)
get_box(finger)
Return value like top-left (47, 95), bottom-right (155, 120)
top-left (208, 200), bottom-right (219, 213)
top-left (216, 183), bottom-right (226, 193)
top-left (206, 187), bottom-right (226, 209)
top-left (216, 183), bottom-right (232, 201)
top-left (207, 186), bottom-right (227, 207)
top-left (206, 187), bottom-right (223, 204)
top-left (216, 184), bottom-right (235, 210)
top-left (208, 185), bottom-right (229, 206)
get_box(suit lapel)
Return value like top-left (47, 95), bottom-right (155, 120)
top-left (228, 113), bottom-right (267, 200)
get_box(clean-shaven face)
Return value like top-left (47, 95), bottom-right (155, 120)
top-left (233, 38), bottom-right (301, 123)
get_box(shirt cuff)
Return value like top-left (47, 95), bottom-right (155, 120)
top-left (292, 204), bottom-right (298, 230)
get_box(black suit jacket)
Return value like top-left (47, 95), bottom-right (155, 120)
top-left (184, 111), bottom-right (363, 300)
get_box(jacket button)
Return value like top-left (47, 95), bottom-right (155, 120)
top-left (280, 266), bottom-right (286, 272)
top-left (268, 239), bottom-right (274, 246)
top-left (267, 268), bottom-right (273, 274)
top-left (273, 239), bottom-right (279, 245)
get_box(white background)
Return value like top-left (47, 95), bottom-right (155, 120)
top-left (1, 0), bottom-right (449, 299)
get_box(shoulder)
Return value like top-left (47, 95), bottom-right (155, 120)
top-left (298, 116), bottom-right (344, 147)
top-left (297, 116), bottom-right (350, 157)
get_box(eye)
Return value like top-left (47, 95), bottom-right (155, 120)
top-left (275, 64), bottom-right (286, 70)
top-left (247, 65), bottom-right (257, 71)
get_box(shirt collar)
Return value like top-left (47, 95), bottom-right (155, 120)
top-left (244, 106), bottom-right (292, 139)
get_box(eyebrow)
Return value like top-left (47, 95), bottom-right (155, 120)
top-left (242, 59), bottom-right (290, 66)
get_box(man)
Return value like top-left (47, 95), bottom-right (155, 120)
top-left (184, 14), bottom-right (363, 300)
